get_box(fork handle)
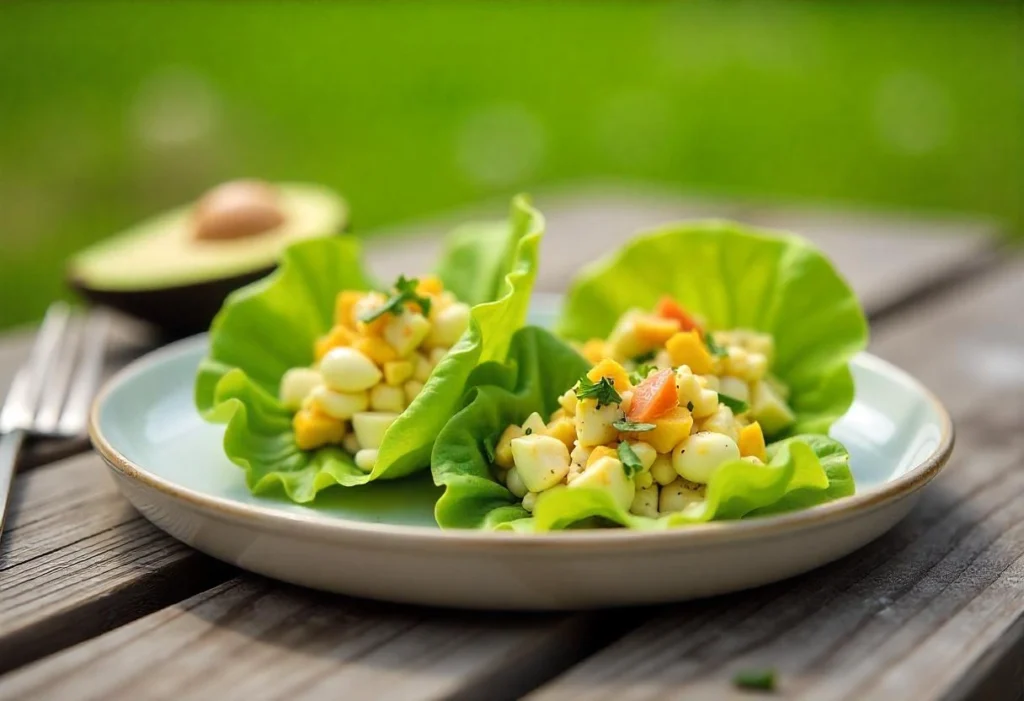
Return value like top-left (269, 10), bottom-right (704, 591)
top-left (0, 429), bottom-right (25, 539)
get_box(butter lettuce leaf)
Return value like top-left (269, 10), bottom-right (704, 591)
top-left (435, 220), bottom-right (518, 307)
top-left (527, 435), bottom-right (852, 531)
top-left (558, 221), bottom-right (869, 437)
top-left (432, 326), bottom-right (591, 529)
top-left (431, 326), bottom-right (854, 531)
top-left (196, 195), bottom-right (544, 502)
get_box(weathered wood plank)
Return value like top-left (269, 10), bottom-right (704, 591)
top-left (742, 203), bottom-right (1001, 315)
top-left (524, 260), bottom-right (1024, 701)
top-left (0, 577), bottom-right (625, 701)
top-left (0, 453), bottom-right (232, 673)
top-left (364, 187), bottom-right (742, 295)
top-left (363, 184), bottom-right (1000, 315)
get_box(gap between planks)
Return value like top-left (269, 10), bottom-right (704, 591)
top-left (0, 578), bottom-right (632, 701)
top-left (0, 454), bottom-right (233, 675)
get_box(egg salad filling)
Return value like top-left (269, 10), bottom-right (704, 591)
top-left (278, 275), bottom-right (471, 472)
top-left (493, 297), bottom-right (797, 517)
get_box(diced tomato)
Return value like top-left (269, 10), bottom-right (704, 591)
top-left (655, 296), bottom-right (703, 335)
top-left (627, 369), bottom-right (679, 422)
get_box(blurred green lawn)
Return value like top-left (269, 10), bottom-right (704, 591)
top-left (0, 1), bottom-right (1021, 329)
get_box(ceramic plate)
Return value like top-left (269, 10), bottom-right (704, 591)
top-left (91, 301), bottom-right (953, 610)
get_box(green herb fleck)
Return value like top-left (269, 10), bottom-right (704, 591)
top-left (613, 419), bottom-right (657, 432)
top-left (358, 275), bottom-right (432, 323)
top-left (732, 668), bottom-right (776, 692)
top-left (704, 331), bottom-right (727, 357)
top-left (617, 441), bottom-right (644, 477)
top-left (575, 375), bottom-right (622, 407)
top-left (718, 392), bottom-right (749, 414)
top-left (483, 433), bottom-right (498, 464)
top-left (632, 350), bottom-right (657, 364)
top-left (629, 362), bottom-right (657, 385)
top-left (525, 428), bottom-right (533, 435)
top-left (686, 401), bottom-right (695, 412)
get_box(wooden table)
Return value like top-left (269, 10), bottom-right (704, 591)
top-left (1, 185), bottom-right (1021, 701)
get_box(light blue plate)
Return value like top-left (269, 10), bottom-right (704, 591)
top-left (89, 301), bottom-right (954, 608)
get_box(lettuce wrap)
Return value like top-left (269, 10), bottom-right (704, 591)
top-left (195, 195), bottom-right (544, 502)
top-left (432, 221), bottom-right (866, 531)
top-left (559, 221), bottom-right (869, 437)
top-left (432, 327), bottom-right (855, 531)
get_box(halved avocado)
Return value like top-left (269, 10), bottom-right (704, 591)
top-left (69, 180), bottom-right (348, 338)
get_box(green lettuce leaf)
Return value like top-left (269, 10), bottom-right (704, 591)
top-left (748, 433), bottom-right (855, 516)
top-left (431, 326), bottom-right (854, 531)
top-left (526, 435), bottom-right (852, 531)
top-left (558, 221), bottom-right (869, 437)
top-left (195, 195), bottom-right (544, 502)
top-left (435, 220), bottom-right (518, 306)
top-left (432, 326), bottom-right (591, 529)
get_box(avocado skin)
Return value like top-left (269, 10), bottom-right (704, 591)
top-left (70, 266), bottom-right (273, 340)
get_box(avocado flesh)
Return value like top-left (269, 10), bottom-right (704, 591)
top-left (68, 183), bottom-right (347, 338)
top-left (751, 379), bottom-right (796, 436)
top-left (70, 183), bottom-right (346, 291)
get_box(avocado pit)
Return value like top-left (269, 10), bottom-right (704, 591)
top-left (192, 179), bottom-right (287, 241)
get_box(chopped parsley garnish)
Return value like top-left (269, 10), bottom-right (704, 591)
top-left (613, 419), bottom-right (657, 433)
top-left (718, 392), bottom-right (749, 414)
top-left (617, 441), bottom-right (644, 477)
top-left (704, 331), bottom-right (728, 357)
top-left (732, 667), bottom-right (776, 692)
top-left (629, 362), bottom-right (656, 385)
top-left (358, 275), bottom-right (432, 323)
top-left (575, 375), bottom-right (622, 407)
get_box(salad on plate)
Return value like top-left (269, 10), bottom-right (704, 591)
top-left (282, 276), bottom-right (472, 470)
top-left (195, 206), bottom-right (868, 532)
top-left (194, 195), bottom-right (543, 502)
top-left (489, 304), bottom-right (796, 518)
top-left (432, 220), bottom-right (868, 531)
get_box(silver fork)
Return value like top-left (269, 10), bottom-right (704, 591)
top-left (0, 302), bottom-right (110, 537)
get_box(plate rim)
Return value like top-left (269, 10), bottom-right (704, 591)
top-left (90, 334), bottom-right (954, 552)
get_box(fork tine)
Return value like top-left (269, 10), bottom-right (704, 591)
top-left (57, 310), bottom-right (111, 436)
top-left (0, 369), bottom-right (32, 435)
top-left (0, 302), bottom-right (72, 434)
top-left (35, 315), bottom-right (84, 434)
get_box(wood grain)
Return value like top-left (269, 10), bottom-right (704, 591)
top-left (525, 261), bottom-right (1024, 701)
top-left (0, 578), bottom-right (626, 701)
top-left (0, 453), bottom-right (231, 673)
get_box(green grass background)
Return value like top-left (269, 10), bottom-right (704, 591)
top-left (0, 1), bottom-right (1020, 329)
